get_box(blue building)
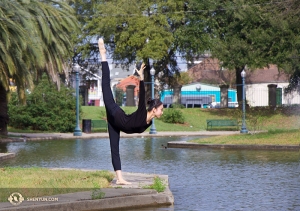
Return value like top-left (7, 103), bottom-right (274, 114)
top-left (160, 83), bottom-right (238, 108)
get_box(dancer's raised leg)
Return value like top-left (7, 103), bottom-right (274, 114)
top-left (98, 38), bottom-right (131, 185)
top-left (98, 38), bottom-right (116, 111)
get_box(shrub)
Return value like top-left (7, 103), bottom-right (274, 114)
top-left (161, 108), bottom-right (185, 124)
top-left (170, 103), bottom-right (185, 109)
top-left (8, 75), bottom-right (78, 132)
top-left (115, 87), bottom-right (124, 106)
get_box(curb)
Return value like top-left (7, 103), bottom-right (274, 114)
top-left (168, 141), bottom-right (300, 151)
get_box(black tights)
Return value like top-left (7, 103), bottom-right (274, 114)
top-left (101, 62), bottom-right (121, 171)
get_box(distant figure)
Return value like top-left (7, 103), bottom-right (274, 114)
top-left (98, 38), bottom-right (164, 185)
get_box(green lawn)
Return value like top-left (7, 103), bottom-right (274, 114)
top-left (7, 106), bottom-right (300, 146)
top-left (190, 129), bottom-right (300, 145)
top-left (81, 106), bottom-right (300, 132)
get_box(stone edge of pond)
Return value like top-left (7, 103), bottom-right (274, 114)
top-left (3, 131), bottom-right (241, 143)
top-left (167, 141), bottom-right (300, 151)
top-left (0, 170), bottom-right (174, 211)
top-left (0, 153), bottom-right (15, 161)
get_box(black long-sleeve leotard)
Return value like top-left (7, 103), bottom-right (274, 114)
top-left (101, 61), bottom-right (151, 171)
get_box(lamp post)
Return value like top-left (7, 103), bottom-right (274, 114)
top-left (73, 63), bottom-right (82, 136)
top-left (240, 69), bottom-right (248, 134)
top-left (149, 67), bottom-right (157, 134)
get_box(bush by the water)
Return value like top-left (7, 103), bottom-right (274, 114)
top-left (161, 108), bottom-right (185, 124)
top-left (8, 75), bottom-right (78, 132)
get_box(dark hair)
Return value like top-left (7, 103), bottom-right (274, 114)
top-left (147, 98), bottom-right (163, 111)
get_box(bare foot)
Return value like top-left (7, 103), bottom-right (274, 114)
top-left (116, 180), bottom-right (132, 185)
top-left (98, 38), bottom-right (106, 61)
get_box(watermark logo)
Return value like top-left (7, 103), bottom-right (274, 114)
top-left (7, 192), bottom-right (59, 206)
top-left (8, 192), bottom-right (24, 206)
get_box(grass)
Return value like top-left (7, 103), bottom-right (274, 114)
top-left (142, 176), bottom-right (166, 193)
top-left (6, 127), bottom-right (53, 134)
top-left (81, 106), bottom-right (300, 132)
top-left (83, 106), bottom-right (300, 146)
top-left (190, 129), bottom-right (300, 145)
top-left (7, 106), bottom-right (300, 134)
top-left (0, 167), bottom-right (114, 202)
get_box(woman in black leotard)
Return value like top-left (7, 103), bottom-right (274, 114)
top-left (98, 38), bottom-right (164, 185)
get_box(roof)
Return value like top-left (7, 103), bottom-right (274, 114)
top-left (187, 58), bottom-right (236, 85)
top-left (246, 64), bottom-right (289, 84)
top-left (188, 58), bottom-right (290, 85)
top-left (116, 75), bottom-right (140, 96)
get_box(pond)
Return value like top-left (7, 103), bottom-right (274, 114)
top-left (0, 136), bottom-right (299, 211)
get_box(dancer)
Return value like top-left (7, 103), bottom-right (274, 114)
top-left (98, 38), bottom-right (164, 185)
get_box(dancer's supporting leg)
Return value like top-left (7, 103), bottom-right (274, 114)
top-left (98, 38), bottom-right (131, 185)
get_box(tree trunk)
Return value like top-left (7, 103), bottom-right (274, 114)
top-left (0, 83), bottom-right (9, 136)
top-left (172, 85), bottom-right (182, 105)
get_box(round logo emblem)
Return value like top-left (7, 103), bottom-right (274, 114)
top-left (8, 192), bottom-right (24, 206)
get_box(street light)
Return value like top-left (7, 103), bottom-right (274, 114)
top-left (149, 67), bottom-right (157, 134)
top-left (240, 69), bottom-right (248, 134)
top-left (73, 63), bottom-right (82, 136)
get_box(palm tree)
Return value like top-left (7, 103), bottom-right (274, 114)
top-left (0, 0), bottom-right (79, 135)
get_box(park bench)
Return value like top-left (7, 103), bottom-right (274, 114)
top-left (206, 119), bottom-right (239, 131)
top-left (91, 119), bottom-right (108, 132)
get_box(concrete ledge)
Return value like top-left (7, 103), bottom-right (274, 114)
top-left (0, 153), bottom-right (15, 161)
top-left (0, 190), bottom-right (173, 211)
top-left (0, 171), bottom-right (174, 211)
top-left (168, 141), bottom-right (300, 151)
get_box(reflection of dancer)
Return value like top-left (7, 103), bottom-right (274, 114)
top-left (98, 38), bottom-right (164, 185)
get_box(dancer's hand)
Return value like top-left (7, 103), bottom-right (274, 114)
top-left (98, 38), bottom-right (107, 61)
top-left (135, 63), bottom-right (146, 81)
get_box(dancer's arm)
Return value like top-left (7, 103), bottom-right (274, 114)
top-left (138, 80), bottom-right (146, 108)
top-left (136, 63), bottom-right (146, 108)
top-left (98, 38), bottom-right (107, 62)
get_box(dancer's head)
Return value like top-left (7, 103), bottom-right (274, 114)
top-left (147, 98), bottom-right (164, 118)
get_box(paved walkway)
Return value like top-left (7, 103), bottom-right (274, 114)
top-left (5, 131), bottom-right (239, 142)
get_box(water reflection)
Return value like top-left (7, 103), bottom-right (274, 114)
top-left (0, 143), bottom-right (8, 153)
top-left (0, 136), bottom-right (299, 211)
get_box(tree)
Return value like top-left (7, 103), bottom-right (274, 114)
top-left (0, 0), bottom-right (79, 135)
top-left (73, 0), bottom-right (300, 106)
top-left (179, 0), bottom-right (276, 104)
top-left (74, 0), bottom-right (190, 84)
top-left (181, 0), bottom-right (300, 103)
top-left (271, 0), bottom-right (300, 93)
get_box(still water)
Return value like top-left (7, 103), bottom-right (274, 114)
top-left (0, 136), bottom-right (299, 211)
